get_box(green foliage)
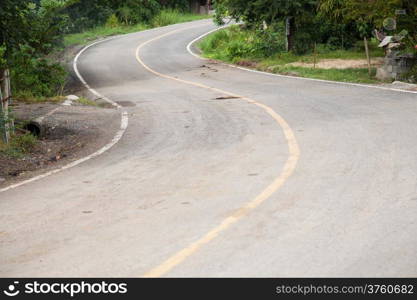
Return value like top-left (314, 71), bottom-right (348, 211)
top-left (1, 0), bottom-right (70, 57)
top-left (151, 9), bottom-right (210, 27)
top-left (13, 91), bottom-right (66, 103)
top-left (265, 65), bottom-right (379, 83)
top-left (64, 0), bottom-right (113, 32)
top-left (110, 0), bottom-right (161, 24)
top-left (152, 9), bottom-right (186, 27)
top-left (105, 14), bottom-right (120, 28)
top-left (158, 0), bottom-right (190, 11)
top-left (319, 0), bottom-right (417, 39)
top-left (199, 25), bottom-right (286, 61)
top-left (117, 6), bottom-right (134, 25)
top-left (214, 0), bottom-right (318, 26)
top-left (0, 133), bottom-right (37, 158)
top-left (254, 24), bottom-right (287, 56)
top-left (63, 0), bottom-right (193, 31)
top-left (10, 45), bottom-right (67, 97)
top-left (12, 133), bottom-right (37, 153)
top-left (63, 23), bottom-right (149, 46)
top-left (2, 0), bottom-right (208, 102)
top-left (77, 97), bottom-right (98, 106)
top-left (199, 26), bottom-right (383, 83)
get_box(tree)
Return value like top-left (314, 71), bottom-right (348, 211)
top-left (214, 0), bottom-right (318, 51)
top-left (319, 0), bottom-right (417, 41)
top-left (0, 0), bottom-right (70, 143)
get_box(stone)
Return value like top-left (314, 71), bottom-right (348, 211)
top-left (376, 67), bottom-right (393, 81)
top-left (66, 95), bottom-right (79, 101)
top-left (378, 36), bottom-right (393, 48)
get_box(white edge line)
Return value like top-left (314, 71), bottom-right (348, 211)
top-left (0, 19), bottom-right (217, 193)
top-left (186, 26), bottom-right (417, 95)
top-left (0, 37), bottom-right (129, 193)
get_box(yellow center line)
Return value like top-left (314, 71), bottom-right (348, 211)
top-left (135, 27), bottom-right (300, 277)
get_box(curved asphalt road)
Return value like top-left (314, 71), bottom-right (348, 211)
top-left (1, 19), bottom-right (417, 277)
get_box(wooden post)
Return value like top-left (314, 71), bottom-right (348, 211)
top-left (364, 36), bottom-right (372, 77)
top-left (313, 42), bottom-right (317, 69)
top-left (0, 69), bottom-right (11, 144)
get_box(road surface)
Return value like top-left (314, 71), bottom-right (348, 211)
top-left (1, 19), bottom-right (417, 277)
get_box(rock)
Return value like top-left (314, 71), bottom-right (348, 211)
top-left (66, 95), bottom-right (79, 101)
top-left (376, 67), bottom-right (393, 81)
top-left (379, 36), bottom-right (393, 48)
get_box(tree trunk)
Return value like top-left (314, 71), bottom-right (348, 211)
top-left (0, 68), bottom-right (12, 144)
top-left (286, 17), bottom-right (295, 52)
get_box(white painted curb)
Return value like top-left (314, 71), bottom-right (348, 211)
top-left (187, 26), bottom-right (417, 95)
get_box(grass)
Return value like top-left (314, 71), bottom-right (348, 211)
top-left (77, 97), bottom-right (98, 106)
top-left (198, 26), bottom-right (385, 84)
top-left (14, 91), bottom-right (66, 104)
top-left (64, 10), bottom-right (211, 47)
top-left (64, 23), bottom-right (148, 47)
top-left (259, 64), bottom-right (378, 84)
top-left (0, 133), bottom-right (37, 158)
top-left (151, 9), bottom-right (211, 27)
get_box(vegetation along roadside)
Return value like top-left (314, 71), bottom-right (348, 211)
top-left (200, 0), bottom-right (417, 84)
top-left (0, 0), bottom-right (210, 180)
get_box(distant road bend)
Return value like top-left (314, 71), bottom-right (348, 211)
top-left (1, 19), bottom-right (416, 277)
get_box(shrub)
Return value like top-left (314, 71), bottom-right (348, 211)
top-left (0, 133), bottom-right (37, 157)
top-left (11, 133), bottom-right (37, 153)
top-left (151, 9), bottom-right (182, 27)
top-left (253, 24), bottom-right (286, 56)
top-left (200, 25), bottom-right (287, 61)
top-left (105, 14), bottom-right (120, 28)
top-left (122, 0), bottom-right (161, 24)
top-left (159, 0), bottom-right (190, 11)
top-left (10, 45), bottom-right (67, 97)
top-left (292, 31), bottom-right (314, 55)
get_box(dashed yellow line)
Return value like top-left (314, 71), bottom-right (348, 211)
top-left (135, 27), bottom-right (300, 277)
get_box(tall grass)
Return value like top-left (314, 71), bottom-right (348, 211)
top-left (151, 9), bottom-right (209, 27)
top-left (64, 23), bottom-right (148, 47)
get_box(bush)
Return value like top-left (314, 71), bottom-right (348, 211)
top-left (11, 133), bottom-right (37, 153)
top-left (120, 0), bottom-right (161, 24)
top-left (0, 133), bottom-right (37, 157)
top-left (253, 24), bottom-right (286, 56)
top-left (201, 29), bottom-right (230, 51)
top-left (159, 0), bottom-right (190, 11)
top-left (10, 45), bottom-right (67, 97)
top-left (292, 31), bottom-right (314, 55)
top-left (63, 0), bottom-right (114, 32)
top-left (151, 9), bottom-right (182, 27)
top-left (105, 14), bottom-right (120, 28)
top-left (200, 25), bottom-right (287, 61)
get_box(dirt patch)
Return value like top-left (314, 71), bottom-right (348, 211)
top-left (287, 58), bottom-right (384, 69)
top-left (0, 101), bottom-right (120, 185)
